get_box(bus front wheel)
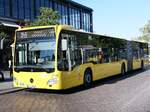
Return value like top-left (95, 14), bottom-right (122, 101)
top-left (84, 69), bottom-right (93, 87)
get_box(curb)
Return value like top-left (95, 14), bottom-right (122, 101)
top-left (0, 88), bottom-right (25, 95)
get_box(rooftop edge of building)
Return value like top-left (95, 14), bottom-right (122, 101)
top-left (59, 0), bottom-right (93, 12)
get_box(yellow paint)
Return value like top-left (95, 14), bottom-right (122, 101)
top-left (144, 57), bottom-right (149, 67)
top-left (59, 60), bottom-right (127, 89)
top-left (13, 71), bottom-right (62, 90)
top-left (13, 25), bottom-right (147, 90)
top-left (93, 60), bottom-right (127, 80)
top-left (132, 59), bottom-right (141, 70)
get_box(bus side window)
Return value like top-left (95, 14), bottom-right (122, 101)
top-left (58, 50), bottom-right (69, 71)
top-left (57, 34), bottom-right (69, 71)
top-left (97, 51), bottom-right (104, 63)
top-left (102, 48), bottom-right (110, 63)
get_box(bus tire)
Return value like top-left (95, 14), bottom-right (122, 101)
top-left (0, 71), bottom-right (4, 81)
top-left (84, 68), bottom-right (93, 87)
top-left (141, 60), bottom-right (144, 69)
top-left (121, 63), bottom-right (126, 75)
top-left (2, 76), bottom-right (4, 81)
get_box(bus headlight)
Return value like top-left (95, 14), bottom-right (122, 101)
top-left (47, 76), bottom-right (58, 85)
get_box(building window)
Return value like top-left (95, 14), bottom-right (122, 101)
top-left (24, 0), bottom-right (30, 20)
top-left (87, 14), bottom-right (91, 32)
top-left (45, 0), bottom-right (51, 7)
top-left (30, 0), bottom-right (35, 20)
top-left (74, 9), bottom-right (80, 30)
top-left (61, 5), bottom-right (65, 24)
top-left (69, 7), bottom-right (73, 26)
top-left (35, 0), bottom-right (40, 16)
top-left (0, 0), bottom-right (92, 32)
top-left (12, 0), bottom-right (18, 18)
top-left (81, 11), bottom-right (91, 32)
top-left (58, 3), bottom-right (62, 24)
top-left (77, 10), bottom-right (80, 29)
top-left (4, 0), bottom-right (10, 17)
top-left (34, 0), bottom-right (52, 18)
top-left (61, 5), bottom-right (68, 25)
top-left (41, 0), bottom-right (45, 7)
top-left (0, 0), bottom-right (4, 16)
top-left (18, 0), bottom-right (24, 19)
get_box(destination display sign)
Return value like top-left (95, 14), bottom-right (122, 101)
top-left (16, 28), bottom-right (55, 40)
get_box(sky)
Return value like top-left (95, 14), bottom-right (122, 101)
top-left (74, 0), bottom-right (150, 40)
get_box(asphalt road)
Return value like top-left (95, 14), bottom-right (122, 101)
top-left (0, 66), bottom-right (150, 112)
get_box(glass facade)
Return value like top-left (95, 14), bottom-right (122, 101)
top-left (0, 0), bottom-right (93, 32)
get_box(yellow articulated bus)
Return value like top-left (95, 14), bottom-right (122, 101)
top-left (13, 25), bottom-right (149, 90)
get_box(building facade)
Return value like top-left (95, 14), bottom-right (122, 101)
top-left (0, 0), bottom-right (93, 70)
top-left (0, 0), bottom-right (93, 32)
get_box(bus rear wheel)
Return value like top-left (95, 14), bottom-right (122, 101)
top-left (84, 69), bottom-right (93, 87)
top-left (121, 63), bottom-right (126, 75)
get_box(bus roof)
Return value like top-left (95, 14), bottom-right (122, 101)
top-left (16, 25), bottom-right (57, 31)
top-left (16, 25), bottom-right (148, 44)
top-left (61, 25), bottom-right (128, 41)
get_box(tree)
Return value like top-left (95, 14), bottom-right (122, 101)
top-left (0, 32), bottom-right (8, 39)
top-left (137, 20), bottom-right (150, 42)
top-left (29, 7), bottom-right (60, 26)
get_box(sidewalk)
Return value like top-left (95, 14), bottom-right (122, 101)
top-left (0, 71), bottom-right (24, 95)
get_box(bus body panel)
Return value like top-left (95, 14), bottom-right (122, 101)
top-left (61, 60), bottom-right (128, 90)
top-left (61, 63), bottom-right (95, 89)
top-left (144, 58), bottom-right (149, 67)
top-left (132, 59), bottom-right (141, 70)
top-left (61, 67), bottom-right (82, 89)
top-left (93, 62), bottom-right (121, 80)
top-left (93, 60), bottom-right (127, 80)
top-left (13, 25), bottom-right (149, 90)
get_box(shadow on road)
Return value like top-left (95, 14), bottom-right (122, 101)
top-left (27, 65), bottom-right (150, 95)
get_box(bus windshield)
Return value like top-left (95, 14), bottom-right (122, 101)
top-left (15, 28), bottom-right (56, 72)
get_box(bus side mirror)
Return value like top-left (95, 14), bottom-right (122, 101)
top-left (61, 39), bottom-right (68, 51)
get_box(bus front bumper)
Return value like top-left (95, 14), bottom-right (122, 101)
top-left (13, 71), bottom-right (63, 90)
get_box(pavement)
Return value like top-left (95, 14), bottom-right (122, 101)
top-left (0, 67), bottom-right (150, 112)
top-left (0, 71), bottom-right (24, 95)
